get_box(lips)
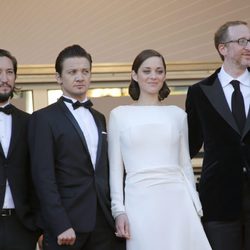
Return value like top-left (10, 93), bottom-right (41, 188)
top-left (75, 84), bottom-right (85, 88)
top-left (0, 86), bottom-right (11, 90)
top-left (242, 51), bottom-right (250, 56)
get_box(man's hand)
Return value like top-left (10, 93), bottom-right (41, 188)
top-left (115, 214), bottom-right (130, 239)
top-left (57, 228), bottom-right (76, 246)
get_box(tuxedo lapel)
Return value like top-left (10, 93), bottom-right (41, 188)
top-left (242, 107), bottom-right (250, 138)
top-left (89, 109), bottom-right (102, 168)
top-left (200, 78), bottom-right (240, 134)
top-left (58, 99), bottom-right (90, 155)
top-left (0, 142), bottom-right (4, 157)
top-left (6, 110), bottom-right (19, 158)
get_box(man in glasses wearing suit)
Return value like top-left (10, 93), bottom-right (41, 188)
top-left (186, 21), bottom-right (250, 250)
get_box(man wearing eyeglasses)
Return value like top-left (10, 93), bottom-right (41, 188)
top-left (186, 21), bottom-right (250, 250)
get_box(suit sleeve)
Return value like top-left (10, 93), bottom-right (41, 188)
top-left (28, 111), bottom-right (72, 237)
top-left (185, 86), bottom-right (203, 158)
top-left (108, 110), bottom-right (126, 218)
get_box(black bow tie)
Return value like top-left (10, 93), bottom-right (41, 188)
top-left (0, 104), bottom-right (13, 115)
top-left (61, 97), bottom-right (93, 110)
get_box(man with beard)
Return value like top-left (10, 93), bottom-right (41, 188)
top-left (0, 49), bottom-right (40, 250)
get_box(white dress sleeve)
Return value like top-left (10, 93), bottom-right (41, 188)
top-left (108, 110), bottom-right (126, 218)
top-left (179, 113), bottom-right (203, 216)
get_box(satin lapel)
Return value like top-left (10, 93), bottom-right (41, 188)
top-left (242, 106), bottom-right (250, 138)
top-left (6, 111), bottom-right (19, 158)
top-left (242, 67), bottom-right (250, 138)
top-left (89, 109), bottom-right (102, 169)
top-left (0, 142), bottom-right (5, 157)
top-left (200, 78), bottom-right (240, 135)
top-left (58, 99), bottom-right (90, 155)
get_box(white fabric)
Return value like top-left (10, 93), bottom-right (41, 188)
top-left (218, 66), bottom-right (250, 116)
top-left (0, 103), bottom-right (15, 209)
top-left (108, 105), bottom-right (211, 250)
top-left (63, 96), bottom-right (98, 168)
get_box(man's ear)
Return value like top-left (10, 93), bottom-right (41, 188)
top-left (56, 72), bottom-right (63, 85)
top-left (218, 43), bottom-right (227, 58)
top-left (131, 70), bottom-right (137, 82)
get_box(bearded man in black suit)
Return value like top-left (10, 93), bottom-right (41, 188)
top-left (0, 49), bottom-right (40, 250)
top-left (186, 21), bottom-right (250, 250)
top-left (29, 44), bottom-right (125, 250)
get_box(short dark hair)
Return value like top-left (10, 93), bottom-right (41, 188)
top-left (214, 20), bottom-right (248, 60)
top-left (0, 49), bottom-right (17, 77)
top-left (129, 49), bottom-right (170, 101)
top-left (55, 44), bottom-right (92, 75)
top-left (0, 49), bottom-right (19, 98)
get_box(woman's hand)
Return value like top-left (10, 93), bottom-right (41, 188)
top-left (115, 213), bottom-right (130, 239)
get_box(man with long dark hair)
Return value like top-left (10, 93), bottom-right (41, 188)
top-left (0, 49), bottom-right (40, 249)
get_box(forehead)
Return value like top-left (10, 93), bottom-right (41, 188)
top-left (0, 56), bottom-right (14, 70)
top-left (62, 57), bottom-right (90, 70)
top-left (227, 24), bottom-right (250, 39)
top-left (140, 56), bottom-right (164, 68)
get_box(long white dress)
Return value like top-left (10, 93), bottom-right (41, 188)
top-left (108, 105), bottom-right (211, 250)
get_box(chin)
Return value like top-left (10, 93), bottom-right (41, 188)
top-left (242, 63), bottom-right (250, 68)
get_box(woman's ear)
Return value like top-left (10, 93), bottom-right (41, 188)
top-left (131, 70), bottom-right (137, 82)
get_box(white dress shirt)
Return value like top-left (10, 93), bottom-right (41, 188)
top-left (218, 66), bottom-right (250, 116)
top-left (0, 103), bottom-right (15, 209)
top-left (62, 96), bottom-right (98, 168)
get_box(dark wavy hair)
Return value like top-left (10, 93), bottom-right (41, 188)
top-left (0, 49), bottom-right (19, 98)
top-left (55, 44), bottom-right (92, 75)
top-left (129, 49), bottom-right (170, 101)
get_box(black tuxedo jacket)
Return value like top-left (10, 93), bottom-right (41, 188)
top-left (0, 105), bottom-right (37, 230)
top-left (28, 98), bottom-right (114, 237)
top-left (186, 68), bottom-right (250, 222)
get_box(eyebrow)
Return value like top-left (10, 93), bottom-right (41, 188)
top-left (142, 66), bottom-right (164, 68)
top-left (0, 67), bottom-right (14, 71)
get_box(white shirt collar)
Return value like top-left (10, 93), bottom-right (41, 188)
top-left (0, 102), bottom-right (10, 108)
top-left (62, 95), bottom-right (88, 103)
top-left (218, 66), bottom-right (250, 88)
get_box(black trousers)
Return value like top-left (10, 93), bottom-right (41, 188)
top-left (203, 178), bottom-right (250, 250)
top-left (0, 213), bottom-right (38, 250)
top-left (43, 204), bottom-right (125, 250)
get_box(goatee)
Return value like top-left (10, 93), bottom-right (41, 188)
top-left (0, 89), bottom-right (14, 103)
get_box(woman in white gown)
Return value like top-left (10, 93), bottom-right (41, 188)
top-left (108, 49), bottom-right (212, 250)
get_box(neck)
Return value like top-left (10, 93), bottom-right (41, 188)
top-left (63, 94), bottom-right (87, 102)
top-left (136, 95), bottom-right (161, 106)
top-left (223, 62), bottom-right (247, 78)
top-left (0, 100), bottom-right (9, 107)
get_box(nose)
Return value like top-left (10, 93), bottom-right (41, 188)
top-left (0, 72), bottom-right (8, 83)
top-left (150, 71), bottom-right (157, 79)
top-left (246, 40), bottom-right (250, 49)
top-left (75, 73), bottom-right (84, 81)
